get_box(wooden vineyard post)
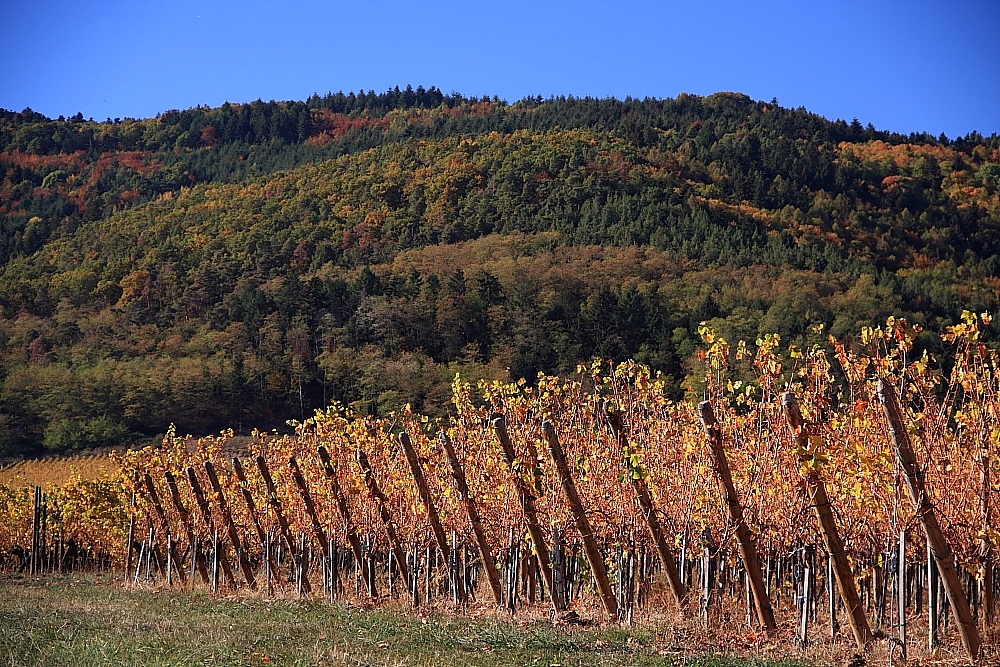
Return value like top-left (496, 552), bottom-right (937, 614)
top-left (897, 531), bottom-right (907, 661)
top-left (541, 420), bottom-right (619, 620)
top-left (398, 431), bottom-right (465, 603)
top-left (316, 446), bottom-right (372, 597)
top-left (212, 529), bottom-right (220, 591)
top-left (697, 401), bottom-right (777, 632)
top-left (166, 534), bottom-right (173, 586)
top-left (41, 490), bottom-right (48, 573)
top-left (828, 554), bottom-right (839, 638)
top-left (255, 455), bottom-right (311, 594)
top-left (288, 456), bottom-right (330, 557)
top-left (164, 471), bottom-right (211, 585)
top-left (782, 392), bottom-right (873, 650)
top-left (231, 458), bottom-right (282, 592)
top-left (439, 431), bottom-right (504, 605)
top-left (986, 551), bottom-right (996, 628)
top-left (30, 486), bottom-right (41, 575)
top-left (928, 543), bottom-right (939, 649)
top-left (876, 379), bottom-right (982, 659)
top-left (605, 404), bottom-right (688, 611)
top-left (288, 455), bottom-right (336, 596)
top-left (142, 473), bottom-right (188, 584)
top-left (185, 466), bottom-right (239, 589)
top-left (124, 472), bottom-right (139, 582)
top-left (203, 461), bottom-right (257, 589)
top-left (355, 447), bottom-right (411, 591)
top-left (981, 449), bottom-right (996, 627)
top-left (492, 415), bottom-right (563, 610)
top-left (133, 483), bottom-right (166, 578)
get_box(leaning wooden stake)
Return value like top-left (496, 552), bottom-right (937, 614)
top-left (231, 458), bottom-right (282, 591)
top-left (288, 455), bottom-right (331, 558)
top-left (493, 414), bottom-right (563, 610)
top-left (698, 401), bottom-right (776, 631)
top-left (142, 473), bottom-right (188, 584)
top-left (355, 447), bottom-right (411, 590)
top-left (877, 379), bottom-right (982, 659)
top-left (316, 446), bottom-right (371, 596)
top-left (204, 461), bottom-right (257, 589)
top-left (164, 471), bottom-right (210, 585)
top-left (782, 392), bottom-right (873, 650)
top-left (255, 455), bottom-right (311, 594)
top-left (440, 430), bottom-right (504, 605)
top-left (398, 431), bottom-right (465, 602)
top-left (541, 420), bottom-right (619, 619)
top-left (186, 466), bottom-right (238, 589)
top-left (605, 404), bottom-right (688, 611)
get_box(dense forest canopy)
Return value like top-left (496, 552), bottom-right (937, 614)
top-left (1, 87), bottom-right (998, 455)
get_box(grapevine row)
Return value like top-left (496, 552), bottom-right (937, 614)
top-left (2, 316), bottom-right (998, 660)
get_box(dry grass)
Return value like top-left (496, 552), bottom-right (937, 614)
top-left (0, 573), bottom-right (813, 667)
top-left (3, 573), bottom-right (995, 666)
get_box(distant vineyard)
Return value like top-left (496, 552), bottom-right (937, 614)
top-left (0, 453), bottom-right (119, 487)
top-left (2, 315), bottom-right (998, 661)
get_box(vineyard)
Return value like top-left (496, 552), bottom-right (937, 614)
top-left (0, 452), bottom-right (120, 487)
top-left (2, 314), bottom-right (999, 663)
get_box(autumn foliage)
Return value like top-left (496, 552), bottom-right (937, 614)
top-left (0, 90), bottom-right (998, 460)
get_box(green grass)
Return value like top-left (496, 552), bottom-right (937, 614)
top-left (0, 574), bottom-right (805, 667)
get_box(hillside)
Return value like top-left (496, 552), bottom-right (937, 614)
top-left (1, 88), bottom-right (999, 454)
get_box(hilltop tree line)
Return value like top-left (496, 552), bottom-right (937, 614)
top-left (0, 90), bottom-right (998, 456)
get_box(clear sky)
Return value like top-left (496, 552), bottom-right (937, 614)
top-left (2, 0), bottom-right (998, 139)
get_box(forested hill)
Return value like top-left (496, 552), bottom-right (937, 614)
top-left (1, 88), bottom-right (999, 455)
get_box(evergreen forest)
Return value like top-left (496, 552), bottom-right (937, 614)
top-left (1, 86), bottom-right (999, 455)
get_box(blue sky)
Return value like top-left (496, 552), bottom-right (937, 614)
top-left (2, 0), bottom-right (998, 138)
